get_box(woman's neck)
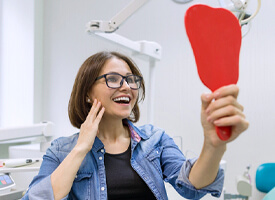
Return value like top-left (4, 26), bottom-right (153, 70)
top-left (97, 117), bottom-right (129, 142)
top-left (97, 117), bottom-right (131, 154)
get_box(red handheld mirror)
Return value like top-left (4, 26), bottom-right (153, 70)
top-left (185, 4), bottom-right (242, 141)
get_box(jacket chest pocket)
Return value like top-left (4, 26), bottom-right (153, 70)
top-left (71, 173), bottom-right (93, 200)
top-left (146, 146), bottom-right (163, 178)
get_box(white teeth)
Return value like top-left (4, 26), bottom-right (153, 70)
top-left (113, 97), bottom-right (130, 102)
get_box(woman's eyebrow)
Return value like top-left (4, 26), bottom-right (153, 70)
top-left (107, 71), bottom-right (133, 75)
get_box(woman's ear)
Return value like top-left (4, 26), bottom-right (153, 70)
top-left (86, 96), bottom-right (92, 103)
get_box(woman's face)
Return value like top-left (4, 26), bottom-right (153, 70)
top-left (88, 57), bottom-right (139, 120)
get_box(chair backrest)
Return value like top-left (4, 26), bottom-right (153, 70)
top-left (256, 163), bottom-right (275, 193)
top-left (263, 187), bottom-right (275, 200)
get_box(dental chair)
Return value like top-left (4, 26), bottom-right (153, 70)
top-left (255, 163), bottom-right (275, 200)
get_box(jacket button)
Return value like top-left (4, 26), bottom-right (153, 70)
top-left (101, 187), bottom-right (105, 191)
top-left (99, 156), bottom-right (103, 160)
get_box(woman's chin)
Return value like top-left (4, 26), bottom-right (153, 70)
top-left (103, 112), bottom-right (131, 121)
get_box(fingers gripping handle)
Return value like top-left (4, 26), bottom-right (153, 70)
top-left (216, 126), bottom-right (232, 141)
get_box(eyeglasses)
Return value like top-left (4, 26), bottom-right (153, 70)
top-left (95, 73), bottom-right (143, 90)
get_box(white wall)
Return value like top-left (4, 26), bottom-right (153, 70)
top-left (2, 0), bottom-right (273, 199)
top-left (0, 0), bottom-right (44, 160)
top-left (0, 0), bottom-right (35, 127)
top-left (0, 0), bottom-right (2, 125)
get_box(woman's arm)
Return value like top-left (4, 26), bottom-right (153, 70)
top-left (51, 99), bottom-right (104, 200)
top-left (50, 146), bottom-right (89, 200)
top-left (44, 100), bottom-right (104, 200)
top-left (189, 84), bottom-right (249, 189)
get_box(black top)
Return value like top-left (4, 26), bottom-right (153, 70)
top-left (104, 143), bottom-right (156, 200)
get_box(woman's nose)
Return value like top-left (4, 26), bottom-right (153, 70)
top-left (120, 78), bottom-right (131, 90)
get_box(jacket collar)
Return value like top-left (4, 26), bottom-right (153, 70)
top-left (92, 137), bottom-right (104, 152)
top-left (124, 119), bottom-right (149, 141)
top-left (91, 119), bottom-right (149, 153)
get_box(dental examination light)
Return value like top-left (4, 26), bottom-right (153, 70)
top-left (86, 0), bottom-right (162, 124)
top-left (218, 0), bottom-right (261, 37)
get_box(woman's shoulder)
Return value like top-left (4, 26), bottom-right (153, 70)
top-left (138, 123), bottom-right (164, 133)
top-left (135, 123), bottom-right (171, 141)
top-left (49, 133), bottom-right (79, 152)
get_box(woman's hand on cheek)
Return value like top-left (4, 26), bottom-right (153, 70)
top-left (201, 85), bottom-right (249, 147)
top-left (75, 99), bottom-right (105, 154)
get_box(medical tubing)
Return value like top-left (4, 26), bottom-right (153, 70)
top-left (240, 0), bottom-right (261, 25)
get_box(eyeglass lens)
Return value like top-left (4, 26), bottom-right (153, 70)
top-left (106, 74), bottom-right (141, 89)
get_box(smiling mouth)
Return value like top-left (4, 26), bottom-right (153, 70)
top-left (113, 96), bottom-right (130, 104)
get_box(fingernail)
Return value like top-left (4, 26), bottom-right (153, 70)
top-left (203, 92), bottom-right (211, 100)
top-left (214, 92), bottom-right (220, 98)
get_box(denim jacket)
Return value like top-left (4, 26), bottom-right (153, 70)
top-left (22, 120), bottom-right (224, 200)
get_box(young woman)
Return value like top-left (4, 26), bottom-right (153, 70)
top-left (22, 51), bottom-right (249, 200)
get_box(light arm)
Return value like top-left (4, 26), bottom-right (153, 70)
top-left (86, 0), bottom-right (149, 33)
top-left (218, 0), bottom-right (261, 25)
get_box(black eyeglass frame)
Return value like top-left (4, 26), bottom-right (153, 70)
top-left (95, 72), bottom-right (143, 90)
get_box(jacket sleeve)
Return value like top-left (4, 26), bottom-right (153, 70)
top-left (21, 139), bottom-right (68, 200)
top-left (161, 133), bottom-right (224, 199)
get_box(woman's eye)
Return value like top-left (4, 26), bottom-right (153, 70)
top-left (107, 76), bottom-right (118, 82)
top-left (127, 77), bottom-right (134, 83)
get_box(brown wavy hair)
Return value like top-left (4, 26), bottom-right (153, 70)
top-left (68, 51), bottom-right (145, 129)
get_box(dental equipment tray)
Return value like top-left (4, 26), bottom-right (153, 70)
top-left (0, 173), bottom-right (15, 194)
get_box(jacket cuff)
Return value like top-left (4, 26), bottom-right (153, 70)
top-left (28, 175), bottom-right (67, 200)
top-left (176, 158), bottom-right (224, 198)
